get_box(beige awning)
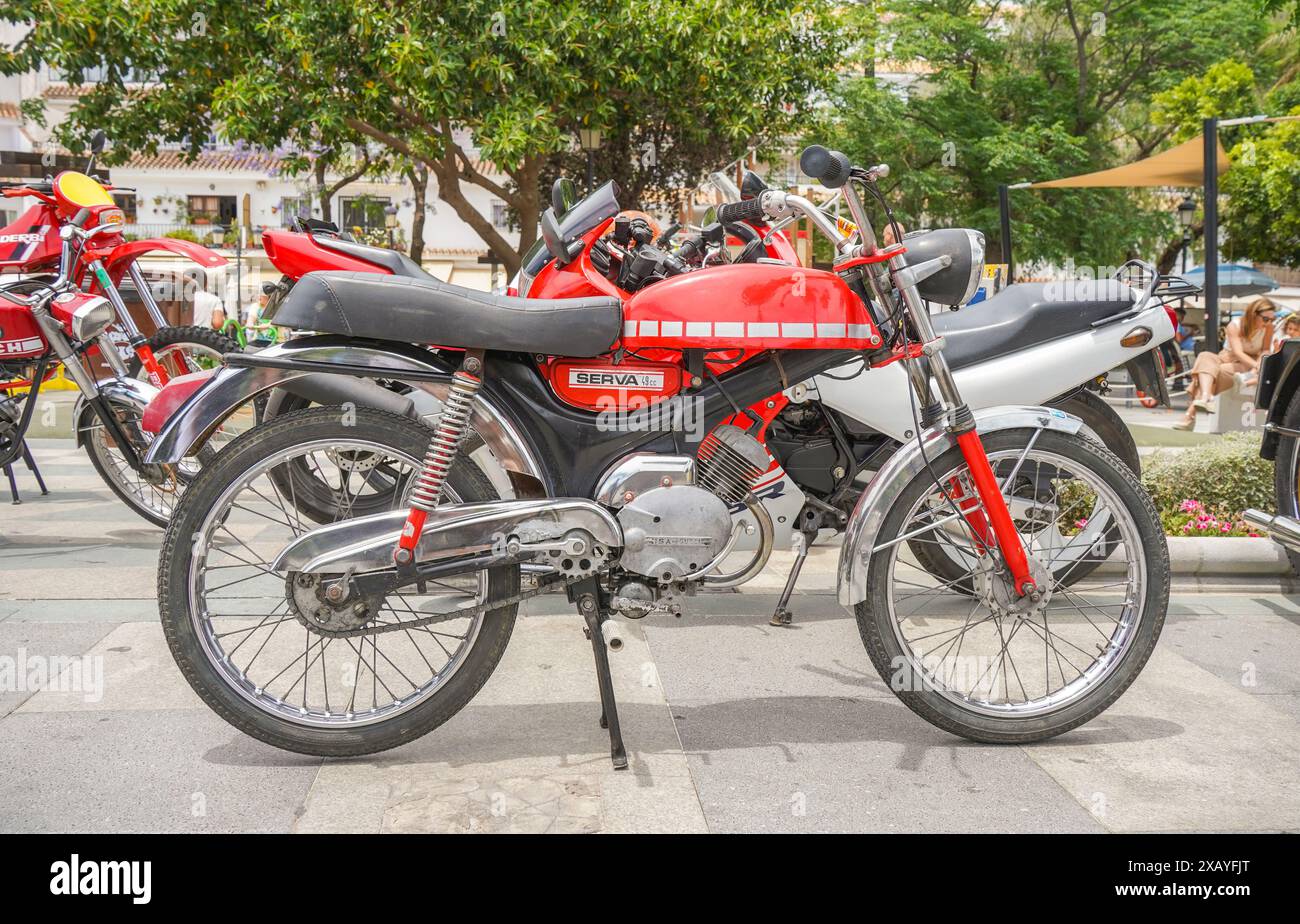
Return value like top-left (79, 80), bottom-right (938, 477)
top-left (1028, 135), bottom-right (1230, 189)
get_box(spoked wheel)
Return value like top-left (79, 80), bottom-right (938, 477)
top-left (857, 429), bottom-right (1168, 743)
top-left (909, 390), bottom-right (1138, 592)
top-left (127, 325), bottom-right (237, 380)
top-left (81, 395), bottom-right (183, 527)
top-left (157, 406), bottom-right (519, 757)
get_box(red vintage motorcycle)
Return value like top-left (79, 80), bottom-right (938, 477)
top-left (149, 145), bottom-right (1169, 762)
top-left (0, 159), bottom-right (231, 524)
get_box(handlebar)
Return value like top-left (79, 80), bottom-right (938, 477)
top-left (800, 145), bottom-right (853, 189)
top-left (715, 198), bottom-right (767, 225)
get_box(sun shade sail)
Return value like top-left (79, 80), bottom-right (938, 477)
top-left (1027, 135), bottom-right (1230, 188)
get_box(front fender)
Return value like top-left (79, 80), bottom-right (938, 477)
top-left (103, 238), bottom-right (228, 275)
top-left (141, 336), bottom-right (549, 493)
top-left (836, 405), bottom-right (1083, 607)
top-left (74, 376), bottom-right (160, 447)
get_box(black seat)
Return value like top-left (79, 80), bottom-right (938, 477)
top-left (933, 281), bottom-right (1135, 369)
top-left (315, 235), bottom-right (433, 279)
top-left (272, 271), bottom-right (624, 357)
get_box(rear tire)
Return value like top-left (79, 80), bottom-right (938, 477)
top-left (1271, 385), bottom-right (1300, 574)
top-left (158, 406), bottom-right (520, 757)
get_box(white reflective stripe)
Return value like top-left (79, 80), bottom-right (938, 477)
top-left (626, 319), bottom-right (868, 339)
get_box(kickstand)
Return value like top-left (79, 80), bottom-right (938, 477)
top-left (22, 442), bottom-right (48, 496)
top-left (4, 462), bottom-right (17, 504)
top-left (770, 534), bottom-right (811, 626)
top-left (576, 587), bottom-right (628, 770)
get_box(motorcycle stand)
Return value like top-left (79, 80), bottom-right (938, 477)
top-left (770, 527), bottom-right (816, 627)
top-left (572, 578), bottom-right (628, 770)
top-left (4, 441), bottom-right (48, 505)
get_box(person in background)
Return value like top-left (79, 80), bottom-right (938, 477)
top-left (1272, 313), bottom-right (1300, 352)
top-left (1174, 296), bottom-right (1277, 430)
top-left (1179, 323), bottom-right (1200, 352)
top-left (185, 268), bottom-right (226, 330)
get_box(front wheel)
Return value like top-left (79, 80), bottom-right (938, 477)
top-left (1272, 385), bottom-right (1300, 574)
top-left (127, 325), bottom-right (239, 380)
top-left (857, 428), bottom-right (1168, 744)
top-left (81, 394), bottom-right (182, 527)
top-left (157, 406), bottom-right (520, 757)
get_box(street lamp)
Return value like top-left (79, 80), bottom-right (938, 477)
top-left (1177, 194), bottom-right (1196, 274)
top-left (384, 203), bottom-right (399, 249)
top-left (577, 127), bottom-right (603, 194)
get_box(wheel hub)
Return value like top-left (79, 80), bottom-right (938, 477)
top-left (974, 555), bottom-right (1052, 619)
top-left (286, 572), bottom-right (374, 634)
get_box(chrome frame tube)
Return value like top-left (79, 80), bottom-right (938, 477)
top-left (127, 262), bottom-right (169, 330)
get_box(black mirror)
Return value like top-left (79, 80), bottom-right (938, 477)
top-left (551, 177), bottom-right (578, 215)
top-left (740, 171), bottom-right (769, 200)
top-left (90, 130), bottom-right (107, 155)
top-left (540, 207), bottom-right (572, 263)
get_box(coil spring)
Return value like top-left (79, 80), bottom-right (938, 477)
top-left (408, 370), bottom-right (481, 513)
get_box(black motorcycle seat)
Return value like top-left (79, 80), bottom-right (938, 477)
top-left (272, 271), bottom-right (624, 357)
top-left (315, 235), bottom-right (433, 279)
top-left (933, 281), bottom-right (1136, 369)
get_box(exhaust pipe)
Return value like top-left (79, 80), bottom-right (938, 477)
top-left (1243, 509), bottom-right (1300, 552)
top-left (601, 620), bottom-right (624, 652)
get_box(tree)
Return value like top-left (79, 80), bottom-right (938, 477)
top-left (818, 0), bottom-right (1270, 271)
top-left (2, 0), bottom-right (845, 276)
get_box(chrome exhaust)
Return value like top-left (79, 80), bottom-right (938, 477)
top-left (1243, 509), bottom-right (1300, 553)
top-left (271, 498), bottom-right (622, 575)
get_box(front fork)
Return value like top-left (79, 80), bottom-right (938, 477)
top-left (85, 258), bottom-right (171, 388)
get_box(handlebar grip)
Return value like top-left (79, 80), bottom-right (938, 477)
top-left (716, 197), bottom-right (766, 225)
top-left (800, 145), bottom-right (852, 189)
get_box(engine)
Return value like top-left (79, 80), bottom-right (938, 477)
top-left (607, 426), bottom-right (770, 616)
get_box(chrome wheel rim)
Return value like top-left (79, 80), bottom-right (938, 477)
top-left (885, 447), bottom-right (1146, 718)
top-left (186, 438), bottom-right (487, 728)
top-left (85, 401), bottom-right (181, 521)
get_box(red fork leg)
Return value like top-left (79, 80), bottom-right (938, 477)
top-left (135, 345), bottom-right (169, 387)
top-left (954, 429), bottom-right (1035, 596)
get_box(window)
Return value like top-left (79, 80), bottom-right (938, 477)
top-left (339, 196), bottom-right (391, 231)
top-left (491, 200), bottom-right (510, 230)
top-left (112, 193), bottom-right (137, 223)
top-left (187, 195), bottom-right (236, 225)
top-left (280, 196), bottom-right (312, 227)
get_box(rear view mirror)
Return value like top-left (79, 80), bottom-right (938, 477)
top-left (90, 130), bottom-right (107, 154)
top-left (540, 207), bottom-right (578, 264)
top-left (551, 178), bottom-right (578, 215)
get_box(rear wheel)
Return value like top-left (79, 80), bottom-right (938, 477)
top-left (1271, 385), bottom-right (1300, 574)
top-left (857, 429), bottom-right (1168, 743)
top-left (157, 406), bottom-right (520, 757)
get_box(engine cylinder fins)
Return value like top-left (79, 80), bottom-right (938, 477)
top-left (696, 424), bottom-right (770, 505)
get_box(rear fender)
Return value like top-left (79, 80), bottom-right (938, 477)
top-left (140, 336), bottom-right (549, 493)
top-left (836, 405), bottom-right (1083, 607)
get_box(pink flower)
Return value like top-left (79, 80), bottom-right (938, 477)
top-left (1180, 499), bottom-right (1204, 513)
top-left (1074, 518), bottom-right (1088, 529)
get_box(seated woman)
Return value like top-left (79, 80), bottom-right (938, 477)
top-left (1175, 296), bottom-right (1277, 430)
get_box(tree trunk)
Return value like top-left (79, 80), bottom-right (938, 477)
top-left (1156, 223), bottom-right (1204, 276)
top-left (313, 159), bottom-right (332, 223)
top-left (406, 164), bottom-right (428, 262)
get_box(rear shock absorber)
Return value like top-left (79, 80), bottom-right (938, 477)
top-left (394, 353), bottom-right (483, 566)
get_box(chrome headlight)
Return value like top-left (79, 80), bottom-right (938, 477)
top-left (901, 228), bottom-right (986, 307)
top-left (71, 295), bottom-right (115, 341)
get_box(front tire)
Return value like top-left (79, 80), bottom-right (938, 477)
top-left (858, 429), bottom-right (1168, 744)
top-left (157, 406), bottom-right (520, 757)
top-left (1271, 385), bottom-right (1300, 574)
top-left (126, 325), bottom-right (239, 380)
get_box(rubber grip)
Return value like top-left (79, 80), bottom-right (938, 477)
top-left (716, 198), bottom-right (766, 225)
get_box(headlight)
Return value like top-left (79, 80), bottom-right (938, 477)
top-left (901, 228), bottom-right (986, 307)
top-left (71, 295), bottom-right (115, 341)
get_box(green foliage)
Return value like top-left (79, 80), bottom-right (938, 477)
top-left (1141, 432), bottom-right (1274, 518)
top-left (162, 228), bottom-right (199, 243)
top-left (1, 0), bottom-right (845, 273)
top-left (1151, 61), bottom-right (1259, 142)
top-left (820, 0), bottom-right (1272, 269)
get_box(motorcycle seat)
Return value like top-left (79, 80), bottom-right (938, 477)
top-left (315, 236), bottom-right (433, 279)
top-left (933, 281), bottom-right (1136, 370)
top-left (272, 271), bottom-right (624, 357)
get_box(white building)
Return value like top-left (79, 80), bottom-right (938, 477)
top-left (0, 38), bottom-right (518, 293)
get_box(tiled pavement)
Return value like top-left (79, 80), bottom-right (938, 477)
top-left (2, 439), bottom-right (1298, 832)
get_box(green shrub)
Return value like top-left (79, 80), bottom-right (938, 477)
top-left (163, 228), bottom-right (199, 243)
top-left (1140, 432), bottom-right (1273, 518)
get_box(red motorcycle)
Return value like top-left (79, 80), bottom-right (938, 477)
top-left (0, 160), bottom-right (231, 524)
top-left (149, 145), bottom-right (1168, 761)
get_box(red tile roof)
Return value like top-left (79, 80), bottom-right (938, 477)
top-left (0, 102), bottom-right (20, 119)
top-left (122, 149), bottom-right (284, 173)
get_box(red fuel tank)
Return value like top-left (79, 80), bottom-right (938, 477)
top-left (0, 204), bottom-right (62, 270)
top-left (621, 262), bottom-right (882, 352)
top-left (0, 293), bottom-right (47, 359)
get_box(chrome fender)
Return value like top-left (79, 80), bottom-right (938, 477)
top-left (836, 405), bottom-right (1083, 607)
top-left (73, 376), bottom-right (160, 447)
top-left (141, 338), bottom-right (547, 490)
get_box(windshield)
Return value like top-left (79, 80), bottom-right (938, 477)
top-left (518, 180), bottom-right (622, 292)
